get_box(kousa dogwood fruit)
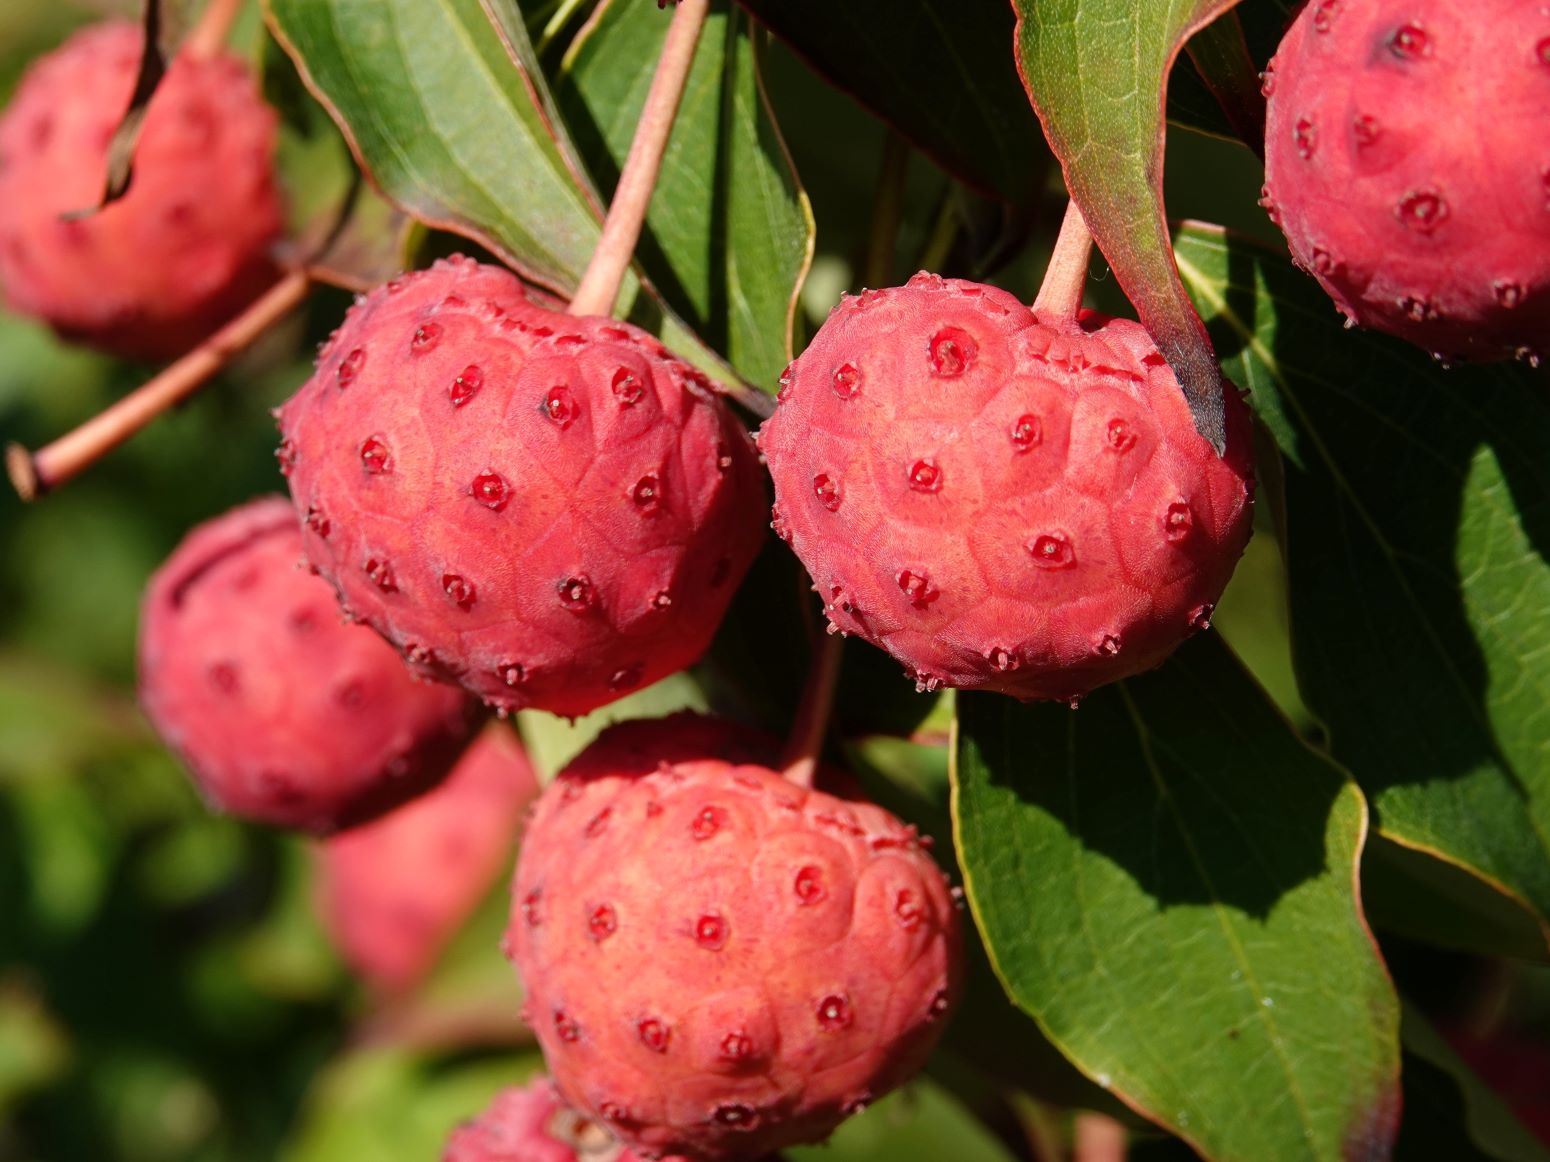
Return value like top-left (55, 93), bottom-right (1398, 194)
top-left (757, 272), bottom-right (1255, 705)
top-left (275, 257), bottom-right (765, 719)
top-left (138, 496), bottom-right (479, 833)
top-left (508, 713), bottom-right (962, 1161)
top-left (1261, 0), bottom-right (1550, 361)
top-left (444, 1076), bottom-right (687, 1162)
top-left (318, 722), bottom-right (540, 993)
top-left (0, 20), bottom-right (283, 360)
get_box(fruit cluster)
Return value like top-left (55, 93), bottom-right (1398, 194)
top-left (33, 0), bottom-right (1547, 1154)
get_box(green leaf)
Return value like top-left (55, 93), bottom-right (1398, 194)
top-left (954, 634), bottom-right (1399, 1161)
top-left (516, 671), bottom-right (710, 781)
top-left (263, 0), bottom-right (599, 292)
top-left (260, 0), bottom-right (728, 380)
top-left (1011, 0), bottom-right (1240, 446)
top-left (1362, 836), bottom-right (1549, 964)
top-left (557, 0), bottom-right (813, 389)
top-left (787, 1077), bottom-right (1019, 1162)
top-left (1175, 223), bottom-right (1550, 958)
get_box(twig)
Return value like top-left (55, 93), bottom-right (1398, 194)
top-left (863, 131), bottom-right (909, 288)
top-left (1032, 199), bottom-right (1093, 321)
top-left (780, 634), bottom-right (843, 790)
top-left (916, 190), bottom-right (961, 277)
top-left (7, 270), bottom-right (310, 501)
top-left (567, 0), bottom-right (709, 318)
top-left (184, 0), bottom-right (246, 61)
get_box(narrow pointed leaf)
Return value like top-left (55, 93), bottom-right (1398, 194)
top-left (1011, 0), bottom-right (1243, 447)
top-left (557, 0), bottom-right (814, 388)
top-left (260, 0), bottom-right (728, 382)
top-left (741, 0), bottom-right (1264, 199)
top-left (263, 0), bottom-right (600, 293)
top-left (1175, 223), bottom-right (1550, 958)
top-left (954, 634), bottom-right (1399, 1161)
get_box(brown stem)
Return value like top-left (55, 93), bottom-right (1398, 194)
top-left (1032, 200), bottom-right (1093, 321)
top-left (567, 0), bottom-right (709, 318)
top-left (7, 270), bottom-right (311, 501)
top-left (1072, 1111), bottom-right (1128, 1162)
top-left (916, 190), bottom-right (961, 277)
top-left (780, 633), bottom-right (843, 790)
top-left (184, 0), bottom-right (246, 60)
top-left (863, 131), bottom-right (910, 288)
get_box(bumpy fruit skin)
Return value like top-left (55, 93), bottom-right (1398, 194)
top-left (509, 713), bottom-right (963, 1161)
top-left (0, 21), bottom-right (283, 361)
top-left (1261, 0), bottom-right (1550, 360)
top-left (275, 257), bottom-right (766, 719)
top-left (138, 496), bottom-right (480, 834)
top-left (318, 723), bottom-right (539, 993)
top-left (757, 273), bottom-right (1255, 704)
top-left (444, 1077), bottom-right (683, 1162)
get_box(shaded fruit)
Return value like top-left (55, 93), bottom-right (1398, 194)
top-left (275, 257), bottom-right (766, 719)
top-left (1262, 0), bottom-right (1550, 360)
top-left (318, 723), bottom-right (540, 993)
top-left (0, 20), bottom-right (283, 360)
top-left (758, 272), bottom-right (1255, 704)
top-left (138, 496), bottom-right (480, 834)
top-left (508, 713), bottom-right (962, 1160)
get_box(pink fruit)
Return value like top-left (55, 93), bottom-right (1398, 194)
top-left (444, 1077), bottom-right (685, 1162)
top-left (0, 20), bottom-right (283, 361)
top-left (318, 723), bottom-right (540, 993)
top-left (508, 713), bottom-right (962, 1161)
top-left (138, 496), bottom-right (480, 834)
top-left (274, 257), bottom-right (766, 719)
top-left (1261, 0), bottom-right (1550, 361)
top-left (757, 272), bottom-right (1255, 704)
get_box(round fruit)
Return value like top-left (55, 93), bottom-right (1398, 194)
top-left (1261, 0), bottom-right (1550, 361)
top-left (757, 272), bottom-right (1255, 704)
top-left (138, 496), bottom-right (480, 834)
top-left (0, 20), bottom-right (283, 360)
top-left (444, 1077), bottom-right (686, 1162)
top-left (275, 256), bottom-right (766, 719)
top-left (318, 723), bottom-right (540, 993)
top-left (508, 713), bottom-right (963, 1161)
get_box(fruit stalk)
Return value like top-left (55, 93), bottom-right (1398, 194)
top-left (567, 0), bottom-right (709, 318)
top-left (780, 632), bottom-right (843, 790)
top-left (7, 269), bottom-right (309, 501)
top-left (1032, 199), bottom-right (1093, 321)
top-left (184, 0), bottom-right (246, 61)
top-left (863, 132), bottom-right (909, 288)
